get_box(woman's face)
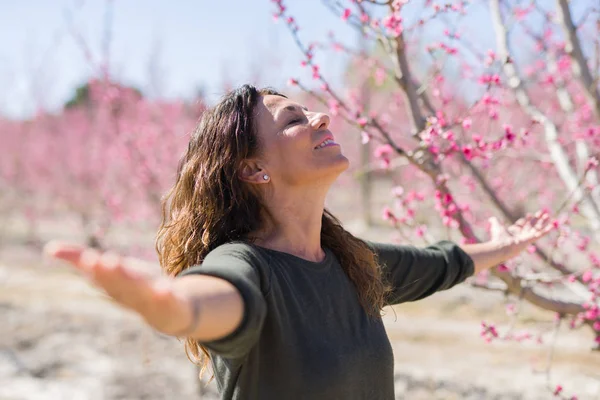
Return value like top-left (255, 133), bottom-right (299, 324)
top-left (251, 94), bottom-right (349, 187)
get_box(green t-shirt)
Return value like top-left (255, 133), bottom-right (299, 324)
top-left (178, 239), bottom-right (474, 400)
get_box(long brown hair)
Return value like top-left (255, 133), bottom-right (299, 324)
top-left (155, 84), bottom-right (390, 376)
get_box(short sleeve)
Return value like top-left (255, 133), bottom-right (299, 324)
top-left (365, 240), bottom-right (474, 305)
top-left (177, 243), bottom-right (268, 358)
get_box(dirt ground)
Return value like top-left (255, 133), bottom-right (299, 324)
top-left (1, 208), bottom-right (599, 400)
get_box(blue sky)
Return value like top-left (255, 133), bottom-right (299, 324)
top-left (0, 0), bottom-right (358, 118)
top-left (1, 1), bottom-right (592, 119)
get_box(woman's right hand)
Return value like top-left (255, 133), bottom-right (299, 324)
top-left (44, 241), bottom-right (195, 336)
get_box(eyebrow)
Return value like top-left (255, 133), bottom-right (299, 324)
top-left (276, 104), bottom-right (309, 120)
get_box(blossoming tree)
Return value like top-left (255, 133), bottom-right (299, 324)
top-left (272, 0), bottom-right (599, 398)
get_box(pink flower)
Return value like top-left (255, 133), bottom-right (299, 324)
top-left (356, 117), bottom-right (368, 127)
top-left (504, 124), bottom-right (515, 142)
top-left (312, 65), bottom-right (320, 80)
top-left (392, 186), bottom-right (404, 197)
top-left (586, 157), bottom-right (599, 170)
top-left (374, 144), bottom-right (393, 158)
top-left (341, 8), bottom-right (351, 21)
top-left (513, 6), bottom-right (531, 21)
top-left (442, 130), bottom-right (454, 140)
top-left (382, 207), bottom-right (396, 222)
top-left (553, 385), bottom-right (563, 396)
top-left (462, 145), bottom-right (474, 160)
top-left (480, 321), bottom-right (499, 342)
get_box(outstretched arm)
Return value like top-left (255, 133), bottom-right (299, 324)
top-left (462, 210), bottom-right (554, 275)
top-left (366, 210), bottom-right (553, 305)
top-left (44, 242), bottom-right (244, 341)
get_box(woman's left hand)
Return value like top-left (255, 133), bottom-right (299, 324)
top-left (489, 210), bottom-right (554, 259)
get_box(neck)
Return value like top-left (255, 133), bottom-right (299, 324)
top-left (249, 181), bottom-right (330, 263)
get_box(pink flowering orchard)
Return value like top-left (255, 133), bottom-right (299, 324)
top-left (272, 0), bottom-right (599, 398)
top-left (0, 79), bottom-right (204, 247)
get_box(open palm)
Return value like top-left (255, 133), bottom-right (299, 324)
top-left (489, 210), bottom-right (554, 259)
top-left (44, 241), bottom-right (192, 335)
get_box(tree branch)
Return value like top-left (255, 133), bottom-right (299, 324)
top-left (490, 0), bottom-right (600, 236)
top-left (556, 0), bottom-right (600, 119)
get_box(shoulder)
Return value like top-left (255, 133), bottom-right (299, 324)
top-left (201, 241), bottom-right (273, 292)
top-left (204, 240), bottom-right (261, 260)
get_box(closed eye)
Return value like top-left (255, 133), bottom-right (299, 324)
top-left (287, 118), bottom-right (302, 127)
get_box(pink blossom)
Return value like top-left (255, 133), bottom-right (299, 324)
top-left (586, 157), bottom-right (599, 170)
top-left (392, 186), bottom-right (404, 197)
top-left (382, 206), bottom-right (396, 222)
top-left (341, 8), bottom-right (351, 21)
top-left (553, 385), bottom-right (563, 396)
top-left (312, 65), bottom-right (320, 80)
top-left (462, 145), bottom-right (474, 160)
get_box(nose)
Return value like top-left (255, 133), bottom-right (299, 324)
top-left (309, 112), bottom-right (330, 131)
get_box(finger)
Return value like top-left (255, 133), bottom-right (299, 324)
top-left (528, 214), bottom-right (539, 227)
top-left (534, 214), bottom-right (550, 230)
top-left (534, 210), bottom-right (544, 218)
top-left (80, 248), bottom-right (104, 274)
top-left (44, 241), bottom-right (86, 265)
top-left (515, 218), bottom-right (526, 228)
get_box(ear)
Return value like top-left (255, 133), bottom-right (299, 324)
top-left (238, 159), bottom-right (269, 184)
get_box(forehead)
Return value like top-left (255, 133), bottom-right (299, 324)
top-left (262, 94), bottom-right (291, 113)
top-left (258, 95), bottom-right (307, 116)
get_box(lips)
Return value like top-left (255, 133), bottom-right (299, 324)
top-left (314, 134), bottom-right (335, 149)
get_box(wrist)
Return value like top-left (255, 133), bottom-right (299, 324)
top-left (170, 297), bottom-right (201, 337)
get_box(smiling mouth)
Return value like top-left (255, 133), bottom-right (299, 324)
top-left (314, 139), bottom-right (338, 149)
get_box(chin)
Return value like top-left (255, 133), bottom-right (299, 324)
top-left (329, 153), bottom-right (350, 175)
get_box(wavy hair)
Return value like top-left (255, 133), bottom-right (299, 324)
top-left (155, 84), bottom-right (390, 377)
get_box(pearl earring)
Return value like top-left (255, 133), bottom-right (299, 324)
top-left (263, 174), bottom-right (269, 181)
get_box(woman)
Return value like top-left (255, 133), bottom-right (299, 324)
top-left (46, 85), bottom-right (553, 399)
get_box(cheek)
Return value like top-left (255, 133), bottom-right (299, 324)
top-left (266, 140), bottom-right (314, 177)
